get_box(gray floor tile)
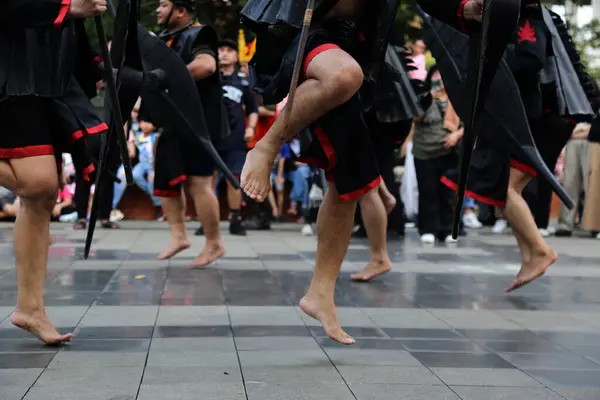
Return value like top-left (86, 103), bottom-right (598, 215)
top-left (228, 306), bottom-right (305, 326)
top-left (325, 349), bottom-right (423, 366)
top-left (361, 309), bottom-right (451, 329)
top-left (552, 388), bottom-right (600, 400)
top-left (235, 337), bottom-right (320, 351)
top-left (142, 366), bottom-right (242, 384)
top-left (431, 368), bottom-right (543, 386)
top-left (24, 385), bottom-right (138, 400)
top-left (242, 366), bottom-right (343, 383)
top-left (156, 306), bottom-right (230, 326)
top-left (137, 383), bottom-right (246, 400)
top-left (350, 383), bottom-right (461, 400)
top-left (238, 350), bottom-right (332, 368)
top-left (34, 367), bottom-right (144, 388)
top-left (450, 386), bottom-right (566, 400)
top-left (246, 382), bottom-right (355, 400)
top-left (47, 351), bottom-right (147, 368)
top-left (0, 368), bottom-right (43, 387)
top-left (147, 350), bottom-right (240, 368)
top-left (338, 366), bottom-right (443, 385)
top-left (149, 337), bottom-right (236, 352)
top-left (78, 306), bottom-right (159, 327)
top-left (0, 386), bottom-right (30, 400)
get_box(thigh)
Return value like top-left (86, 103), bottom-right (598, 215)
top-left (9, 155), bottom-right (59, 199)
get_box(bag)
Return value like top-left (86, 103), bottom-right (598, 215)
top-left (400, 141), bottom-right (419, 221)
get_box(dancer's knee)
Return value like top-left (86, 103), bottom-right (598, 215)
top-left (325, 61), bottom-right (363, 104)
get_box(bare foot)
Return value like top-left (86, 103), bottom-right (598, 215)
top-left (190, 242), bottom-right (225, 267)
top-left (240, 147), bottom-right (274, 202)
top-left (11, 311), bottom-right (72, 345)
top-left (299, 294), bottom-right (355, 345)
top-left (351, 259), bottom-right (392, 282)
top-left (380, 192), bottom-right (397, 215)
top-left (505, 248), bottom-right (557, 292)
top-left (158, 239), bottom-right (191, 260)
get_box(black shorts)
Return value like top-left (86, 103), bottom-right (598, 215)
top-left (153, 134), bottom-right (216, 197)
top-left (217, 149), bottom-right (246, 175)
top-left (441, 113), bottom-right (574, 208)
top-left (292, 35), bottom-right (380, 201)
top-left (181, 144), bottom-right (216, 178)
top-left (0, 94), bottom-right (106, 181)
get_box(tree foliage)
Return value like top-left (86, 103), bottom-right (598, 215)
top-left (569, 18), bottom-right (600, 80)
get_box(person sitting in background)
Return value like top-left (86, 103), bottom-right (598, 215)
top-left (112, 117), bottom-right (162, 221)
top-left (0, 186), bottom-right (19, 219)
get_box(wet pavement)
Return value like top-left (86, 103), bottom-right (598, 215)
top-left (1, 221), bottom-right (600, 399)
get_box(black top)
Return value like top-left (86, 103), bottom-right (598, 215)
top-left (217, 70), bottom-right (258, 150)
top-left (163, 23), bottom-right (227, 142)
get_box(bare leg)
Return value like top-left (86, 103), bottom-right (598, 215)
top-left (268, 190), bottom-right (279, 218)
top-left (6, 156), bottom-right (72, 344)
top-left (299, 182), bottom-right (356, 345)
top-left (378, 180), bottom-right (397, 214)
top-left (187, 176), bottom-right (225, 267)
top-left (226, 179), bottom-right (242, 210)
top-left (241, 49), bottom-right (364, 201)
top-left (351, 187), bottom-right (392, 281)
top-left (158, 194), bottom-right (191, 259)
top-left (503, 168), bottom-right (557, 292)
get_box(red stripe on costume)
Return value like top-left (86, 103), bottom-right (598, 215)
top-left (71, 123), bottom-right (108, 143)
top-left (302, 44), bottom-right (340, 78)
top-left (509, 159), bottom-right (537, 177)
top-left (154, 189), bottom-right (181, 198)
top-left (169, 175), bottom-right (187, 187)
top-left (83, 164), bottom-right (95, 181)
top-left (313, 127), bottom-right (337, 171)
top-left (440, 176), bottom-right (506, 208)
top-left (457, 0), bottom-right (470, 34)
top-left (54, 0), bottom-right (71, 28)
top-left (0, 145), bottom-right (54, 159)
top-left (339, 176), bottom-right (382, 202)
top-left (93, 56), bottom-right (103, 64)
top-left (87, 123), bottom-right (109, 134)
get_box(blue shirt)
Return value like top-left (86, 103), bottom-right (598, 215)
top-left (135, 132), bottom-right (158, 165)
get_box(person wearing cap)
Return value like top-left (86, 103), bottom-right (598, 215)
top-left (154, 0), bottom-right (227, 266)
top-left (214, 39), bottom-right (259, 235)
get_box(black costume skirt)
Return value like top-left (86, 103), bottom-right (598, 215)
top-left (0, 89), bottom-right (107, 182)
top-left (441, 112), bottom-right (574, 208)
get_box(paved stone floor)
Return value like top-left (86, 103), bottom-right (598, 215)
top-left (1, 221), bottom-right (600, 399)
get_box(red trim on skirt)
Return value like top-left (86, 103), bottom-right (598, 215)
top-left (313, 127), bottom-right (337, 171)
top-left (302, 44), bottom-right (341, 78)
top-left (54, 0), bottom-right (71, 28)
top-left (169, 175), bottom-right (187, 187)
top-left (339, 175), bottom-right (382, 202)
top-left (71, 122), bottom-right (109, 143)
top-left (0, 145), bottom-right (55, 159)
top-left (509, 159), bottom-right (537, 177)
top-left (440, 176), bottom-right (506, 208)
top-left (82, 163), bottom-right (95, 182)
top-left (154, 189), bottom-right (181, 198)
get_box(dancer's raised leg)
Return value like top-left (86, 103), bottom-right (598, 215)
top-left (242, 49), bottom-right (363, 201)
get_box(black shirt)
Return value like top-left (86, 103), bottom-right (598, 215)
top-left (217, 70), bottom-right (258, 150)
